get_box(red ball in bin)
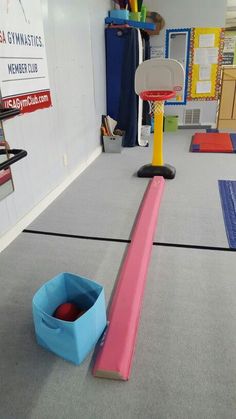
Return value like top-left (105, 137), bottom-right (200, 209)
top-left (53, 302), bottom-right (83, 322)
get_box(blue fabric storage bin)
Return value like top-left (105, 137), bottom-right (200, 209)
top-left (32, 272), bottom-right (107, 365)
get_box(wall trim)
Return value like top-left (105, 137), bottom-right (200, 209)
top-left (0, 145), bottom-right (102, 253)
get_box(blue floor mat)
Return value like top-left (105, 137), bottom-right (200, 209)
top-left (230, 134), bottom-right (236, 152)
top-left (218, 180), bottom-right (236, 248)
top-left (206, 128), bottom-right (219, 133)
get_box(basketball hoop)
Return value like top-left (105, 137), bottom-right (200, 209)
top-left (140, 90), bottom-right (176, 116)
top-left (135, 59), bottom-right (185, 178)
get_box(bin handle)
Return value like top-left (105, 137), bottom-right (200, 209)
top-left (41, 318), bottom-right (61, 333)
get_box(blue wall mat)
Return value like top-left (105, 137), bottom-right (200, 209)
top-left (106, 27), bottom-right (139, 147)
top-left (230, 134), bottom-right (236, 152)
top-left (105, 28), bottom-right (125, 120)
top-left (218, 180), bottom-right (236, 248)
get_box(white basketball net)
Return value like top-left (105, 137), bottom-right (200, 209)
top-left (148, 101), bottom-right (164, 117)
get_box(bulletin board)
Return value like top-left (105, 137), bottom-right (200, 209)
top-left (187, 27), bottom-right (224, 101)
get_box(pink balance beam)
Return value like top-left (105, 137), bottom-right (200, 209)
top-left (93, 176), bottom-right (165, 380)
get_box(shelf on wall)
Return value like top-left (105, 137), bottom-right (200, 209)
top-left (105, 17), bottom-right (155, 31)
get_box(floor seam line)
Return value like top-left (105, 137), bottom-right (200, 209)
top-left (22, 230), bottom-right (234, 252)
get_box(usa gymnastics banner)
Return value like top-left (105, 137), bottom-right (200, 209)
top-left (0, 0), bottom-right (52, 114)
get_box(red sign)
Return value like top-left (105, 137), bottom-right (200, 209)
top-left (2, 90), bottom-right (52, 113)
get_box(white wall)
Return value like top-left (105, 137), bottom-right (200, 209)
top-left (145, 0), bottom-right (227, 125)
top-left (0, 0), bottom-right (110, 240)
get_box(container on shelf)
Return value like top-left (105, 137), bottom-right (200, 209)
top-left (129, 12), bottom-right (141, 22)
top-left (109, 10), bottom-right (129, 20)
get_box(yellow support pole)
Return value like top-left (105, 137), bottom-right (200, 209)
top-left (133, 0), bottom-right (138, 12)
top-left (152, 102), bottom-right (164, 167)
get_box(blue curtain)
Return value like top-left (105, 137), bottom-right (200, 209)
top-left (105, 28), bottom-right (139, 147)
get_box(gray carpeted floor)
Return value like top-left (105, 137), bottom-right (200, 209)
top-left (0, 234), bottom-right (236, 419)
top-left (29, 130), bottom-right (235, 247)
top-left (1, 129), bottom-right (236, 418)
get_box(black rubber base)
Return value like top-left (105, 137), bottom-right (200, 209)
top-left (137, 164), bottom-right (176, 179)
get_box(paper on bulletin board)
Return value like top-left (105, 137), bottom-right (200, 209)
top-left (150, 46), bottom-right (164, 59)
top-left (196, 81), bottom-right (211, 94)
top-left (199, 34), bottom-right (215, 48)
top-left (194, 48), bottom-right (218, 65)
top-left (207, 48), bottom-right (219, 63)
top-left (224, 37), bottom-right (235, 53)
top-left (199, 65), bottom-right (211, 80)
